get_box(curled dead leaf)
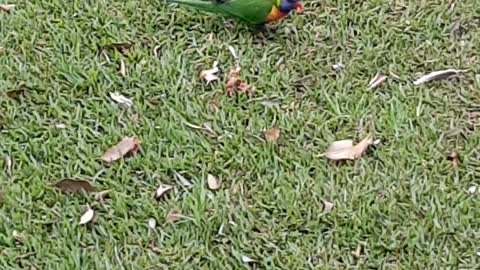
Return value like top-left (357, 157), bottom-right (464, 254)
top-left (200, 61), bottom-right (219, 84)
top-left (264, 127), bottom-right (280, 143)
top-left (368, 72), bottom-right (387, 90)
top-left (153, 45), bottom-right (162, 58)
top-left (79, 208), bottom-right (95, 225)
top-left (109, 92), bottom-right (133, 107)
top-left (53, 179), bottom-right (96, 193)
top-left (324, 135), bottom-right (374, 161)
top-left (0, 4), bottom-right (15, 13)
top-left (155, 184), bottom-right (174, 200)
top-left (101, 137), bottom-right (140, 163)
top-left (207, 174), bottom-right (220, 190)
top-left (413, 69), bottom-right (463, 85)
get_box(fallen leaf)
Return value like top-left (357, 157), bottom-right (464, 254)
top-left (368, 72), bottom-right (387, 90)
top-left (323, 200), bottom-right (334, 213)
top-left (200, 61), bottom-right (219, 84)
top-left (79, 208), bottom-right (95, 225)
top-left (119, 59), bottom-right (127, 77)
top-left (101, 137), bottom-right (140, 163)
top-left (155, 184), bottom-right (174, 200)
top-left (226, 65), bottom-right (252, 95)
top-left (175, 172), bottom-right (193, 188)
top-left (242, 255), bottom-right (256, 263)
top-left (109, 92), bottom-right (133, 107)
top-left (207, 174), bottom-right (220, 190)
top-left (94, 189), bottom-right (111, 201)
top-left (264, 127), bottom-right (280, 143)
top-left (468, 186), bottom-right (477, 194)
top-left (0, 4), bottom-right (15, 13)
top-left (324, 135), bottom-right (374, 161)
top-left (148, 218), bottom-right (157, 230)
top-left (413, 69), bottom-right (463, 85)
top-left (166, 209), bottom-right (182, 223)
top-left (53, 179), bottom-right (96, 193)
top-left (447, 151), bottom-right (461, 167)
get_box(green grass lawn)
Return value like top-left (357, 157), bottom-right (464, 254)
top-left (1, 0), bottom-right (480, 268)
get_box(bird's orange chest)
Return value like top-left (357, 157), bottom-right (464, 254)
top-left (266, 6), bottom-right (287, 23)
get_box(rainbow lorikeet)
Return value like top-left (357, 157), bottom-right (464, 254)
top-left (166, 0), bottom-right (304, 26)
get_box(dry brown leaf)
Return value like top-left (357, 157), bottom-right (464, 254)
top-left (447, 151), bottom-right (461, 167)
top-left (413, 69), bottom-right (463, 85)
top-left (264, 127), bottom-right (280, 143)
top-left (166, 209), bottom-right (182, 223)
top-left (155, 184), bottom-right (173, 200)
top-left (324, 135), bottom-right (374, 161)
top-left (0, 4), bottom-right (15, 13)
top-left (119, 59), bottom-right (127, 77)
top-left (200, 61), bottom-right (219, 84)
top-left (79, 208), bottom-right (95, 225)
top-left (207, 174), bottom-right (220, 190)
top-left (53, 179), bottom-right (96, 193)
top-left (226, 65), bottom-right (253, 95)
top-left (368, 72), bottom-right (387, 90)
top-left (109, 92), bottom-right (133, 107)
top-left (101, 137), bottom-right (140, 163)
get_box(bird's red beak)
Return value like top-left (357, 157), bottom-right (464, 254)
top-left (295, 2), bottom-right (303, 14)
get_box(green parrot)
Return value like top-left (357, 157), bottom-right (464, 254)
top-left (166, 0), bottom-right (304, 26)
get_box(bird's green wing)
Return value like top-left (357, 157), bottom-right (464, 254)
top-left (167, 0), bottom-right (275, 25)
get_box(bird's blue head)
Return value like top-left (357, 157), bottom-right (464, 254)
top-left (277, 0), bottom-right (303, 14)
